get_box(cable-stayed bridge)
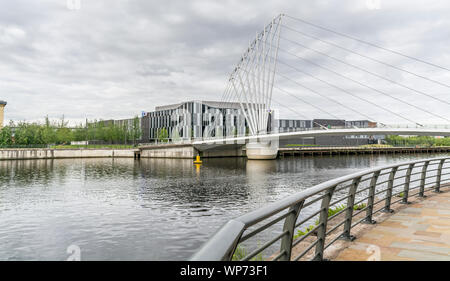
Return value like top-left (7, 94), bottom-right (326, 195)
top-left (188, 14), bottom-right (450, 159)
top-left (141, 14), bottom-right (450, 159)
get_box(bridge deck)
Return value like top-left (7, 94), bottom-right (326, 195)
top-left (334, 191), bottom-right (450, 261)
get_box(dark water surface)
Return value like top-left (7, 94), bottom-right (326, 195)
top-left (0, 153), bottom-right (447, 260)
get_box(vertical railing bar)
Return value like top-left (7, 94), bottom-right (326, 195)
top-left (339, 177), bottom-right (361, 241)
top-left (435, 159), bottom-right (446, 193)
top-left (278, 200), bottom-right (304, 261)
top-left (401, 163), bottom-right (415, 204)
top-left (363, 171), bottom-right (380, 224)
top-left (313, 185), bottom-right (337, 261)
top-left (382, 167), bottom-right (398, 213)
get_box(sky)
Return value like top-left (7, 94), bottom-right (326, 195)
top-left (1, 0), bottom-right (450, 126)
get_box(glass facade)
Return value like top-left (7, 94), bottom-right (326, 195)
top-left (142, 101), bottom-right (251, 142)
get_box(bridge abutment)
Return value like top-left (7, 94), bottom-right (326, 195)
top-left (245, 141), bottom-right (279, 160)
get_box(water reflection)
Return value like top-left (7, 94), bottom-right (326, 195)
top-left (0, 153), bottom-right (447, 260)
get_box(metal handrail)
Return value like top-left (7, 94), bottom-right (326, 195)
top-left (190, 156), bottom-right (450, 261)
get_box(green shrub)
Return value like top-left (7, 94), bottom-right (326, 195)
top-left (232, 245), bottom-right (264, 261)
top-left (294, 203), bottom-right (367, 240)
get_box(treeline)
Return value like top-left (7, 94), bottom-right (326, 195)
top-left (0, 116), bottom-right (141, 146)
top-left (385, 135), bottom-right (450, 147)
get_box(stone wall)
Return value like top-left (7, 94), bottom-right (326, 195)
top-left (139, 145), bottom-right (196, 159)
top-left (0, 149), bottom-right (136, 160)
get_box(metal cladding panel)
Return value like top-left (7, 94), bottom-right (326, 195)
top-left (142, 100), bottom-right (258, 141)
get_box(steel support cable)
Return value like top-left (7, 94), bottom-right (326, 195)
top-left (278, 36), bottom-right (450, 106)
top-left (284, 15), bottom-right (450, 73)
top-left (275, 59), bottom-right (421, 125)
top-left (231, 51), bottom-right (259, 135)
top-left (239, 67), bottom-right (348, 126)
top-left (276, 53), bottom-right (450, 123)
top-left (260, 21), bottom-right (275, 133)
top-left (221, 64), bottom-right (257, 137)
top-left (279, 25), bottom-right (450, 90)
top-left (283, 24), bottom-right (450, 88)
top-left (271, 99), bottom-right (330, 129)
top-left (275, 71), bottom-right (380, 124)
top-left (267, 18), bottom-right (283, 126)
top-left (274, 86), bottom-right (342, 120)
top-left (212, 73), bottom-right (244, 138)
top-left (271, 99), bottom-right (311, 120)
top-left (256, 33), bottom-right (421, 125)
top-left (234, 32), bottom-right (270, 135)
top-left (244, 34), bottom-right (265, 133)
top-left (240, 49), bottom-right (261, 134)
top-left (240, 45), bottom-right (265, 134)
top-left (218, 50), bottom-right (258, 137)
top-left (219, 18), bottom-right (282, 136)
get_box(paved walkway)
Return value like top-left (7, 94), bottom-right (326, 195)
top-left (335, 191), bottom-right (450, 261)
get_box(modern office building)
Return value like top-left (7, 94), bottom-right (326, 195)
top-left (141, 101), bottom-right (257, 142)
top-left (0, 100), bottom-right (6, 129)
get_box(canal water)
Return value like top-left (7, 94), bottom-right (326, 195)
top-left (0, 153), bottom-right (447, 260)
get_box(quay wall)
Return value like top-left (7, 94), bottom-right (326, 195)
top-left (279, 146), bottom-right (450, 157)
top-left (2, 145), bottom-right (448, 160)
top-left (140, 145), bottom-right (196, 159)
top-left (139, 144), bottom-right (246, 159)
top-left (0, 148), bottom-right (136, 160)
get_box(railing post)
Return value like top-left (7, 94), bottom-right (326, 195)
top-left (401, 163), bottom-right (415, 204)
top-left (382, 167), bottom-right (398, 213)
top-left (279, 201), bottom-right (304, 261)
top-left (435, 159), bottom-right (446, 193)
top-left (313, 186), bottom-right (336, 261)
top-left (419, 161), bottom-right (430, 197)
top-left (340, 177), bottom-right (361, 241)
top-left (363, 171), bottom-right (380, 224)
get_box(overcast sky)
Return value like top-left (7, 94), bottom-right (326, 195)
top-left (1, 0), bottom-right (450, 125)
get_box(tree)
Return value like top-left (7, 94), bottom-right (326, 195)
top-left (172, 128), bottom-right (181, 143)
top-left (0, 126), bottom-right (13, 146)
top-left (157, 128), bottom-right (169, 143)
top-left (131, 116), bottom-right (141, 146)
top-left (55, 127), bottom-right (73, 144)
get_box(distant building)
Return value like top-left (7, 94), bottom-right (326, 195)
top-left (0, 100), bottom-right (6, 128)
top-left (101, 117), bottom-right (141, 132)
top-left (278, 119), bottom-right (312, 132)
top-left (345, 120), bottom-right (377, 129)
top-left (313, 119), bottom-right (346, 129)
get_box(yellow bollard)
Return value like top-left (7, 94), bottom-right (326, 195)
top-left (193, 155), bottom-right (203, 164)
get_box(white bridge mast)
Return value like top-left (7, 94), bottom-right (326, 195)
top-left (227, 14), bottom-right (283, 136)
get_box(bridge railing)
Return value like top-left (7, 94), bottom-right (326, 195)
top-left (190, 156), bottom-right (450, 261)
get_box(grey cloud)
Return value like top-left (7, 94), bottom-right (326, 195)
top-left (0, 0), bottom-right (449, 125)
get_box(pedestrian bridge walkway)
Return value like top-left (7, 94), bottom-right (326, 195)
top-left (335, 191), bottom-right (450, 261)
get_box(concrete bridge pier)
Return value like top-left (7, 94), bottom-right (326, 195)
top-left (245, 140), bottom-right (279, 160)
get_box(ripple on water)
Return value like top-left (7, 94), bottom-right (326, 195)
top-left (0, 154), bottom-right (446, 260)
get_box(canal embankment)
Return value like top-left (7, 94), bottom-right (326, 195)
top-left (139, 143), bottom-right (246, 159)
top-left (0, 145), bottom-right (448, 160)
top-left (0, 148), bottom-right (137, 160)
top-left (279, 146), bottom-right (450, 157)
